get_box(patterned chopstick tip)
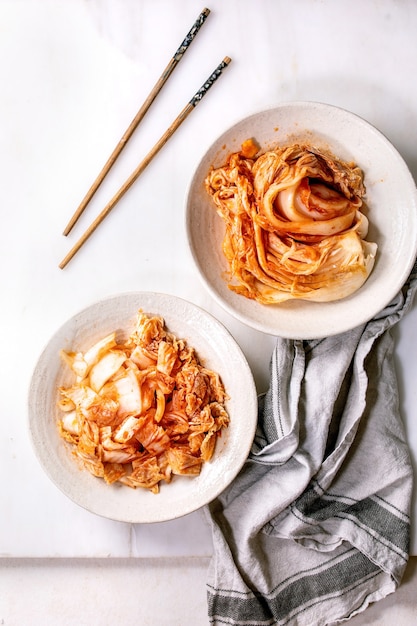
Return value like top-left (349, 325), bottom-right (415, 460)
top-left (173, 8), bottom-right (211, 61)
top-left (190, 57), bottom-right (231, 106)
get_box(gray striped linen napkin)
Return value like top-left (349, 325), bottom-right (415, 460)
top-left (205, 259), bottom-right (417, 626)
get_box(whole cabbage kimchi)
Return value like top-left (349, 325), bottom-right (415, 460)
top-left (57, 312), bottom-right (229, 493)
top-left (205, 141), bottom-right (377, 304)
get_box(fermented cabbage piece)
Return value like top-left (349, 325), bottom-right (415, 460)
top-left (205, 142), bottom-right (377, 304)
top-left (57, 312), bottom-right (230, 493)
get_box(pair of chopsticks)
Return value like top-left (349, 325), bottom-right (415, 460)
top-left (59, 7), bottom-right (230, 269)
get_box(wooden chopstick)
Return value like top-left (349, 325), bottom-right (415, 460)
top-left (59, 56), bottom-right (231, 269)
top-left (62, 7), bottom-right (211, 236)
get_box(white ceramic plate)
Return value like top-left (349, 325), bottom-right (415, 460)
top-left (186, 101), bottom-right (417, 338)
top-left (28, 292), bottom-right (257, 523)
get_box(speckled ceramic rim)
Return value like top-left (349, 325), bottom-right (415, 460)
top-left (185, 101), bottom-right (417, 339)
top-left (27, 292), bottom-right (258, 523)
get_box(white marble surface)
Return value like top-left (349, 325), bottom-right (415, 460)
top-left (2, 0), bottom-right (417, 622)
top-left (1, 557), bottom-right (417, 625)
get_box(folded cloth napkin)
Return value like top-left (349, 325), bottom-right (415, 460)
top-left (205, 259), bottom-right (417, 626)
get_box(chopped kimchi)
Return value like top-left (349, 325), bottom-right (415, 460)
top-left (58, 312), bottom-right (229, 493)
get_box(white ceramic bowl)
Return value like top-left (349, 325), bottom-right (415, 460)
top-left (186, 102), bottom-right (417, 338)
top-left (28, 292), bottom-right (257, 523)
